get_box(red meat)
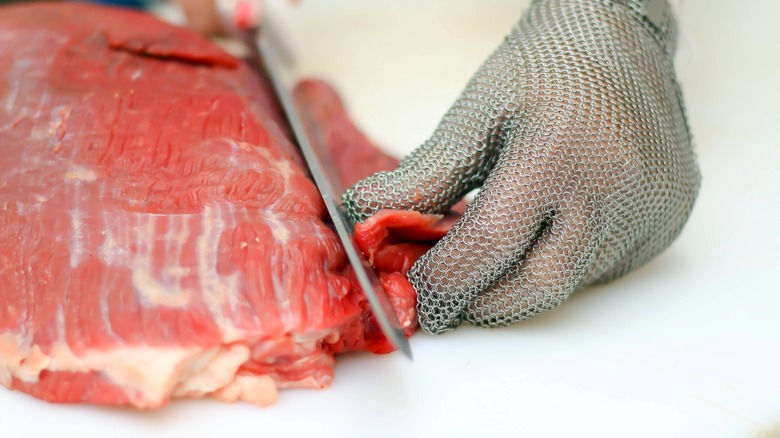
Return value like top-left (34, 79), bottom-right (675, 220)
top-left (0, 2), bottom-right (456, 409)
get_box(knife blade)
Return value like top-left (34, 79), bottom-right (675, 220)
top-left (233, 15), bottom-right (413, 359)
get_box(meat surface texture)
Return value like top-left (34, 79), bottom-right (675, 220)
top-left (0, 2), bottom-right (455, 409)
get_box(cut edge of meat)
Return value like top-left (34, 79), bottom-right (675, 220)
top-left (106, 41), bottom-right (238, 68)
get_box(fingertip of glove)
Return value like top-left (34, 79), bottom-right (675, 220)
top-left (418, 316), bottom-right (460, 335)
top-left (410, 263), bottom-right (465, 335)
top-left (342, 185), bottom-right (373, 223)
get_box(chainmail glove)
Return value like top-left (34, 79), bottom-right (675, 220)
top-left (343, 0), bottom-right (701, 334)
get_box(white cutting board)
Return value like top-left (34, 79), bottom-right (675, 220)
top-left (2, 1), bottom-right (779, 437)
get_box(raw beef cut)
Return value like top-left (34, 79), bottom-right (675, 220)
top-left (0, 2), bottom-right (454, 408)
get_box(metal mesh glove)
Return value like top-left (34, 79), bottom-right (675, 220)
top-left (343, 0), bottom-right (701, 334)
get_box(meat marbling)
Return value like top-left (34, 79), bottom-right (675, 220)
top-left (0, 3), bottom-right (454, 408)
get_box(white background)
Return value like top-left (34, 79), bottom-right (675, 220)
top-left (1, 1), bottom-right (779, 437)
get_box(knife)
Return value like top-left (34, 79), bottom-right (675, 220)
top-left (220, 1), bottom-right (413, 359)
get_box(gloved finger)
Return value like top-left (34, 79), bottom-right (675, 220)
top-left (409, 142), bottom-right (555, 334)
top-left (462, 194), bottom-right (604, 327)
top-left (341, 122), bottom-right (504, 224)
top-left (342, 44), bottom-right (521, 224)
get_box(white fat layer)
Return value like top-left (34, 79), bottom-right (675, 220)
top-left (292, 330), bottom-right (333, 343)
top-left (3, 80), bottom-right (19, 116)
top-left (48, 343), bottom-right (197, 408)
top-left (0, 332), bottom-right (333, 408)
top-left (0, 334), bottom-right (49, 386)
top-left (0, 333), bottom-right (195, 407)
top-left (97, 209), bottom-right (243, 313)
top-left (99, 213), bottom-right (129, 264)
top-left (266, 212), bottom-right (291, 243)
top-left (132, 269), bottom-right (192, 307)
top-left (198, 205), bottom-right (241, 340)
top-left (68, 206), bottom-right (85, 268)
top-left (172, 344), bottom-right (250, 397)
top-left (213, 375), bottom-right (278, 408)
top-left (263, 211), bottom-right (292, 327)
top-left (64, 166), bottom-right (96, 182)
top-left (132, 214), bottom-right (193, 308)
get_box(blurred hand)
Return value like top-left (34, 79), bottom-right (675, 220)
top-left (174, 0), bottom-right (298, 36)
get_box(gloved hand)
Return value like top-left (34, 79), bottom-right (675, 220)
top-left (343, 0), bottom-right (701, 334)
